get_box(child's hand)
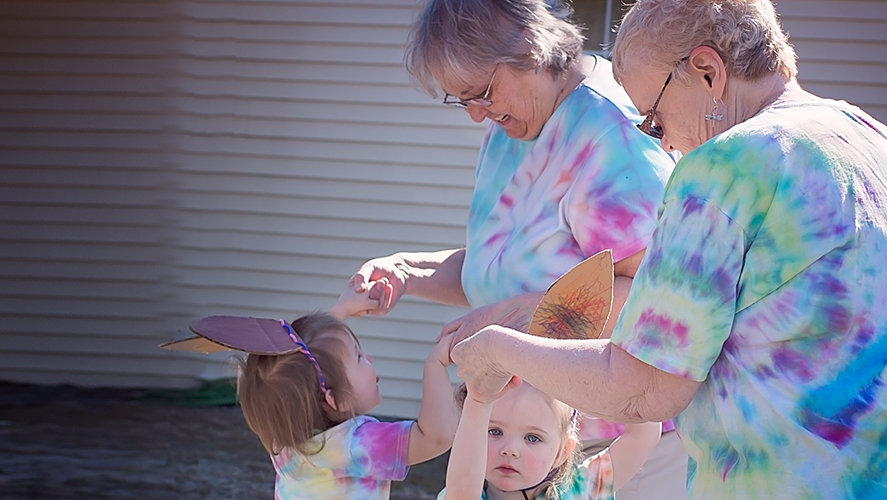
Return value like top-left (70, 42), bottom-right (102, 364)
top-left (431, 332), bottom-right (456, 367)
top-left (330, 278), bottom-right (387, 319)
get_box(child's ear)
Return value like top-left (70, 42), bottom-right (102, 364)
top-left (556, 438), bottom-right (577, 465)
top-left (322, 389), bottom-right (352, 421)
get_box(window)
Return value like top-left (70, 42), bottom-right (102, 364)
top-left (572, 0), bottom-right (636, 55)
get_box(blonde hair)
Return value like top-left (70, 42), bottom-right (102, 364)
top-left (237, 313), bottom-right (360, 456)
top-left (612, 0), bottom-right (797, 84)
top-left (405, 0), bottom-right (584, 97)
top-left (456, 383), bottom-right (580, 500)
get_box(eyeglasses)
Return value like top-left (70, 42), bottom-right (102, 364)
top-left (443, 66), bottom-right (498, 109)
top-left (637, 72), bottom-right (673, 140)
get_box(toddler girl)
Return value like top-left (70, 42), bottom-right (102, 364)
top-left (440, 380), bottom-right (660, 500)
top-left (237, 280), bottom-right (458, 499)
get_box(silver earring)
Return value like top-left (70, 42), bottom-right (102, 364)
top-left (705, 97), bottom-right (723, 122)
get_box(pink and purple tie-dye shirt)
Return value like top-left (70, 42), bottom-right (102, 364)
top-left (461, 56), bottom-right (674, 309)
top-left (272, 415), bottom-right (412, 499)
top-left (612, 100), bottom-right (887, 499)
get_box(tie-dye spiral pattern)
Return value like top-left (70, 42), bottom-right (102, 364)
top-left (461, 56), bottom-right (675, 309)
top-left (272, 415), bottom-right (412, 499)
top-left (612, 100), bottom-right (887, 499)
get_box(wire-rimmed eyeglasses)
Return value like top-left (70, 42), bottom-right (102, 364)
top-left (443, 66), bottom-right (498, 109)
top-left (637, 72), bottom-right (673, 140)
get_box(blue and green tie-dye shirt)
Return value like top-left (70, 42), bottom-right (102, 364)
top-left (612, 99), bottom-right (887, 499)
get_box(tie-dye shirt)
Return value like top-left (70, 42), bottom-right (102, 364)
top-left (272, 415), bottom-right (412, 499)
top-left (461, 56), bottom-right (675, 308)
top-left (436, 449), bottom-right (613, 500)
top-left (612, 99), bottom-right (887, 499)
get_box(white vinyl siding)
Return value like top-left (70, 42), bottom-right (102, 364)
top-left (0, 0), bottom-right (480, 418)
top-left (778, 0), bottom-right (887, 123)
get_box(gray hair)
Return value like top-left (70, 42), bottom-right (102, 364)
top-left (405, 0), bottom-right (585, 97)
top-left (612, 0), bottom-right (798, 84)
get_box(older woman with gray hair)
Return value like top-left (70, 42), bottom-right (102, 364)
top-left (348, 0), bottom-right (684, 498)
top-left (451, 0), bottom-right (887, 499)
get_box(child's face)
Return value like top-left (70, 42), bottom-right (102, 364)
top-left (485, 384), bottom-right (568, 493)
top-left (331, 330), bottom-right (382, 415)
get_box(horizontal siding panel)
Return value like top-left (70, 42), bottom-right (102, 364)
top-left (0, 205), bottom-right (165, 225)
top-left (0, 1), bottom-right (169, 20)
top-left (1, 39), bottom-right (172, 57)
top-left (0, 334), bottom-right (184, 356)
top-left (0, 352), bottom-right (211, 378)
top-left (175, 192), bottom-right (468, 225)
top-left (781, 19), bottom-right (887, 42)
top-left (177, 79), bottom-right (431, 105)
top-left (179, 156), bottom-right (475, 188)
top-left (0, 186), bottom-right (168, 207)
top-left (0, 75), bottom-right (167, 93)
top-left (179, 39), bottom-right (405, 65)
top-left (0, 261), bottom-right (163, 282)
top-left (0, 279), bottom-right (163, 301)
top-left (177, 115), bottom-right (485, 148)
top-left (176, 97), bottom-right (478, 129)
top-left (1, 56), bottom-right (171, 76)
top-left (176, 231), bottom-right (451, 260)
top-left (0, 94), bottom-right (168, 113)
top-left (177, 172), bottom-right (472, 206)
top-left (180, 3), bottom-right (415, 26)
top-left (0, 297), bottom-right (164, 318)
top-left (179, 136), bottom-right (480, 169)
top-left (793, 40), bottom-right (887, 65)
top-left (0, 223), bottom-right (165, 245)
top-left (0, 130), bottom-right (168, 150)
top-left (176, 213), bottom-right (466, 246)
top-left (0, 369), bottom-right (202, 389)
top-left (776, 0), bottom-right (887, 21)
top-left (182, 21), bottom-right (408, 45)
top-left (803, 82), bottom-right (887, 107)
top-left (0, 19), bottom-right (167, 38)
top-left (3, 316), bottom-right (166, 337)
top-left (796, 61), bottom-right (887, 86)
top-left (0, 242), bottom-right (163, 262)
top-left (0, 151), bottom-right (171, 169)
top-left (179, 60), bottom-right (411, 85)
top-left (2, 167), bottom-right (164, 188)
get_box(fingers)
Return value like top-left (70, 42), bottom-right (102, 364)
top-left (438, 315), bottom-right (465, 342)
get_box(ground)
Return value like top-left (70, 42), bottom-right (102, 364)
top-left (0, 381), bottom-right (447, 500)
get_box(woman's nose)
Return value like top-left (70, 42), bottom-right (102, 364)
top-left (465, 104), bottom-right (488, 123)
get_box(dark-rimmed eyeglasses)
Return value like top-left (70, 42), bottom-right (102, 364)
top-left (443, 66), bottom-right (498, 109)
top-left (637, 72), bottom-right (673, 140)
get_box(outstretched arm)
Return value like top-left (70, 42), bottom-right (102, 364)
top-left (349, 249), bottom-right (469, 315)
top-left (407, 333), bottom-right (461, 465)
top-left (441, 395), bottom-right (494, 500)
top-left (452, 326), bottom-right (700, 424)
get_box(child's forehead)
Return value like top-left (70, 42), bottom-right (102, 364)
top-left (491, 385), bottom-right (561, 430)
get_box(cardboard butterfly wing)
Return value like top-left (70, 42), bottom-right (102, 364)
top-left (159, 316), bottom-right (302, 356)
top-left (527, 249), bottom-right (614, 340)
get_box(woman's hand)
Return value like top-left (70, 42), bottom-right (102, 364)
top-left (348, 255), bottom-right (410, 316)
top-left (451, 325), bottom-right (516, 404)
top-left (330, 278), bottom-right (387, 319)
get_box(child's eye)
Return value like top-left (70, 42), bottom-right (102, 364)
top-left (488, 428), bottom-right (502, 437)
top-left (525, 434), bottom-right (542, 443)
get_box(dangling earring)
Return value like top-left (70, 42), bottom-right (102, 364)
top-left (705, 97), bottom-right (723, 122)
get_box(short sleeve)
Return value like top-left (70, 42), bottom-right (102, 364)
top-left (347, 419), bottom-right (413, 481)
top-left (611, 195), bottom-right (746, 381)
top-left (562, 449), bottom-right (614, 500)
top-left (562, 121), bottom-right (670, 263)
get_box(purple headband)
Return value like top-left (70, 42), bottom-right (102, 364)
top-left (279, 319), bottom-right (328, 393)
